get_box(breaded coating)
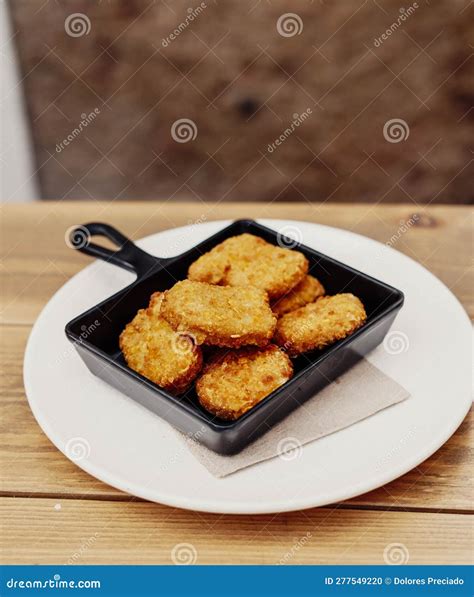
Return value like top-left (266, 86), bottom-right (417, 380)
top-left (160, 280), bottom-right (276, 348)
top-left (119, 292), bottom-right (203, 393)
top-left (274, 293), bottom-right (367, 357)
top-left (188, 233), bottom-right (308, 299)
top-left (272, 275), bottom-right (325, 317)
top-left (196, 345), bottom-right (293, 420)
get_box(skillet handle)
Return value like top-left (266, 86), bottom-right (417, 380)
top-left (68, 222), bottom-right (161, 278)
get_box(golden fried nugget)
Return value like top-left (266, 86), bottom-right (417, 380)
top-left (160, 280), bottom-right (276, 348)
top-left (188, 233), bottom-right (308, 299)
top-left (119, 292), bottom-right (203, 393)
top-left (274, 293), bottom-right (367, 356)
top-left (271, 275), bottom-right (325, 317)
top-left (196, 345), bottom-right (293, 420)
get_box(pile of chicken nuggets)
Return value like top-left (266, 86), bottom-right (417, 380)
top-left (120, 233), bottom-right (367, 420)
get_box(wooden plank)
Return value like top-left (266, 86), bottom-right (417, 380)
top-left (1, 203), bottom-right (472, 324)
top-left (1, 497), bottom-right (472, 565)
top-left (1, 324), bottom-right (472, 511)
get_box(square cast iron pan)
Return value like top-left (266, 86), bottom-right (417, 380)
top-left (65, 219), bottom-right (404, 454)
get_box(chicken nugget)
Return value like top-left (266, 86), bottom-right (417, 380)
top-left (271, 275), bottom-right (325, 317)
top-left (188, 233), bottom-right (308, 299)
top-left (119, 292), bottom-right (203, 393)
top-left (160, 280), bottom-right (276, 348)
top-left (196, 345), bottom-right (293, 420)
top-left (274, 293), bottom-right (367, 356)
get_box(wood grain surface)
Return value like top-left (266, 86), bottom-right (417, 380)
top-left (2, 499), bottom-right (471, 565)
top-left (0, 202), bottom-right (472, 565)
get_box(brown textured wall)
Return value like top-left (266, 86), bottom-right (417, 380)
top-left (9, 0), bottom-right (474, 203)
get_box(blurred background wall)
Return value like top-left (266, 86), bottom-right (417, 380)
top-left (6, 0), bottom-right (474, 203)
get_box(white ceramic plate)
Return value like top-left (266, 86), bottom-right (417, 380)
top-left (24, 220), bottom-right (472, 514)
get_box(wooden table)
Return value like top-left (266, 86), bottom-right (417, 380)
top-left (1, 202), bottom-right (472, 565)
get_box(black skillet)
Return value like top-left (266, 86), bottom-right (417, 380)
top-left (65, 219), bottom-right (404, 454)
